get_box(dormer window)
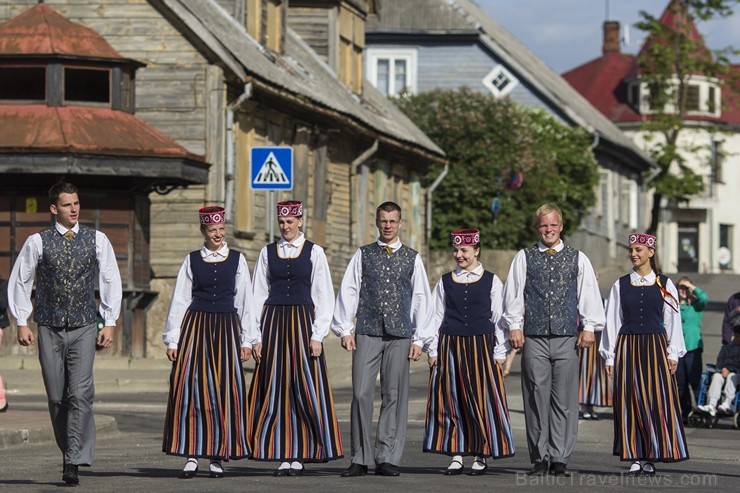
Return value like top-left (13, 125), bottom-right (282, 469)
top-left (64, 67), bottom-right (111, 104)
top-left (632, 76), bottom-right (720, 117)
top-left (0, 66), bottom-right (46, 102)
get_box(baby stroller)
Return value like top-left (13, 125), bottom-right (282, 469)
top-left (687, 364), bottom-right (740, 429)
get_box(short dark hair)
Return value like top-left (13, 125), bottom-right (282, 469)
top-left (49, 182), bottom-right (78, 205)
top-left (376, 201), bottom-right (402, 221)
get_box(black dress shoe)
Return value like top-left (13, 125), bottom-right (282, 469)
top-left (274, 468), bottom-right (289, 477)
top-left (528, 461), bottom-right (548, 476)
top-left (444, 467), bottom-right (463, 476)
top-left (469, 463), bottom-right (488, 476)
top-left (340, 463), bottom-right (368, 477)
top-left (179, 468), bottom-right (198, 479)
top-left (375, 462), bottom-right (400, 477)
top-left (549, 462), bottom-right (570, 477)
top-left (63, 464), bottom-right (79, 485)
top-left (0, 401), bottom-right (8, 413)
top-left (288, 467), bottom-right (304, 476)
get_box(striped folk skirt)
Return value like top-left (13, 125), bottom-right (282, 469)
top-left (578, 331), bottom-right (613, 406)
top-left (247, 304), bottom-right (343, 462)
top-left (424, 332), bottom-right (515, 459)
top-left (163, 310), bottom-right (250, 460)
top-left (612, 333), bottom-right (689, 462)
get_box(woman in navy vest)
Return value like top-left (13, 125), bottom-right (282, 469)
top-left (423, 229), bottom-right (514, 476)
top-left (600, 233), bottom-right (688, 476)
top-left (247, 200), bottom-right (343, 476)
top-left (162, 206), bottom-right (258, 479)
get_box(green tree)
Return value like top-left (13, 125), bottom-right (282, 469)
top-left (395, 88), bottom-right (598, 250)
top-left (635, 0), bottom-right (739, 234)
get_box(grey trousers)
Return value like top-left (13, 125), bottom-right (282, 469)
top-left (37, 323), bottom-right (98, 466)
top-left (350, 334), bottom-right (411, 467)
top-left (521, 335), bottom-right (579, 465)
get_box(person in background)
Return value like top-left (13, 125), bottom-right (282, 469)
top-left (600, 233), bottom-right (688, 477)
top-left (162, 206), bottom-right (258, 479)
top-left (423, 228), bottom-right (514, 476)
top-left (248, 200), bottom-right (343, 476)
top-left (0, 277), bottom-right (9, 412)
top-left (697, 325), bottom-right (740, 416)
top-left (721, 292), bottom-right (740, 346)
top-left (676, 276), bottom-right (707, 422)
top-left (8, 182), bottom-right (122, 485)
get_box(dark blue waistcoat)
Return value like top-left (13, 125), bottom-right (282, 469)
top-left (265, 241), bottom-right (314, 306)
top-left (355, 243), bottom-right (416, 338)
top-left (35, 226), bottom-right (97, 328)
top-left (440, 271), bottom-right (495, 336)
top-left (188, 250), bottom-right (239, 313)
top-left (523, 244), bottom-right (579, 337)
top-left (618, 274), bottom-right (668, 335)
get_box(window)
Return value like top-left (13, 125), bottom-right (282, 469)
top-left (707, 86), bottom-right (716, 113)
top-left (0, 66), bottom-right (46, 101)
top-left (679, 84), bottom-right (700, 112)
top-left (366, 48), bottom-right (417, 96)
top-left (64, 68), bottom-right (110, 103)
top-left (711, 139), bottom-right (724, 184)
top-left (483, 65), bottom-right (518, 98)
top-left (598, 171), bottom-right (610, 218)
top-left (719, 224), bottom-right (733, 270)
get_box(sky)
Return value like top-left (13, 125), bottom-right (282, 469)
top-left (476, 0), bottom-right (740, 73)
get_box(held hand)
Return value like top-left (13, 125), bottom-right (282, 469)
top-left (408, 344), bottom-right (422, 361)
top-left (252, 343), bottom-right (262, 363)
top-left (605, 365), bottom-right (613, 379)
top-left (341, 335), bottom-right (356, 351)
top-left (17, 326), bottom-right (35, 346)
top-left (166, 348), bottom-right (178, 362)
top-left (495, 358), bottom-right (505, 368)
top-left (240, 347), bottom-right (252, 362)
top-left (310, 340), bottom-right (323, 357)
top-left (96, 326), bottom-right (114, 349)
top-left (428, 355), bottom-right (437, 367)
top-left (577, 330), bottom-right (595, 349)
top-left (668, 359), bottom-right (678, 375)
top-left (509, 330), bottom-right (524, 350)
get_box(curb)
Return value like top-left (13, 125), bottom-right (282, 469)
top-left (0, 414), bottom-right (118, 450)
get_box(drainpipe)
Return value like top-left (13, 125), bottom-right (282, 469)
top-left (351, 140), bottom-right (379, 244)
top-left (426, 163), bottom-right (449, 264)
top-left (225, 82), bottom-right (253, 222)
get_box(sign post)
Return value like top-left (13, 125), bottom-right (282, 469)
top-left (251, 147), bottom-right (293, 241)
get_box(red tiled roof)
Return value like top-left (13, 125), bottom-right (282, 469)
top-left (0, 105), bottom-right (204, 161)
top-left (0, 3), bottom-right (126, 60)
top-left (637, 0), bottom-right (711, 64)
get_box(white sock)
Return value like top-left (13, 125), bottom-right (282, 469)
top-left (290, 461), bottom-right (303, 470)
top-left (629, 461), bottom-right (642, 473)
top-left (448, 455), bottom-right (463, 470)
top-left (278, 461), bottom-right (291, 470)
top-left (183, 458), bottom-right (198, 472)
top-left (209, 460), bottom-right (223, 473)
top-left (472, 456), bottom-right (486, 470)
top-left (643, 463), bottom-right (655, 473)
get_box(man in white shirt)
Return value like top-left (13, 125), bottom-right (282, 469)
top-left (502, 204), bottom-right (604, 477)
top-left (332, 201), bottom-right (433, 477)
top-left (9, 182), bottom-right (122, 485)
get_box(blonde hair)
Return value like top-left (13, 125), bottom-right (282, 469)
top-left (534, 203), bottom-right (563, 228)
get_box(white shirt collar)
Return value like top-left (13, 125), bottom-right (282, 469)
top-left (453, 262), bottom-right (484, 280)
top-left (200, 242), bottom-right (229, 258)
top-left (278, 232), bottom-right (305, 248)
top-left (377, 237), bottom-right (402, 252)
top-left (537, 240), bottom-right (564, 252)
top-left (55, 222), bottom-right (79, 235)
top-left (630, 269), bottom-right (656, 284)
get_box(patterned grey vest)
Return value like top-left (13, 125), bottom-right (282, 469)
top-left (355, 243), bottom-right (416, 338)
top-left (34, 226), bottom-right (97, 328)
top-left (523, 244), bottom-right (579, 337)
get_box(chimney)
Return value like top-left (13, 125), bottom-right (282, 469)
top-left (603, 21), bottom-right (620, 54)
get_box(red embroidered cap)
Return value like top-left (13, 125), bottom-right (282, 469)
top-left (277, 200), bottom-right (303, 217)
top-left (628, 233), bottom-right (656, 248)
top-left (451, 228), bottom-right (480, 246)
top-left (199, 206), bottom-right (226, 225)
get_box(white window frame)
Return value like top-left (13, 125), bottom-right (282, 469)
top-left (483, 64), bottom-right (518, 98)
top-left (365, 48), bottom-right (417, 96)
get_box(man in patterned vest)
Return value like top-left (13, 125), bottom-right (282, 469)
top-left (502, 204), bottom-right (604, 477)
top-left (332, 201), bottom-right (434, 478)
top-left (9, 182), bottom-right (122, 485)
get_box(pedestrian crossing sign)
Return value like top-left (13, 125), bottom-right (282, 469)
top-left (250, 147), bottom-right (293, 190)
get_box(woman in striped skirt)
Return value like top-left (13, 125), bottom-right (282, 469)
top-left (162, 206), bottom-right (259, 478)
top-left (423, 229), bottom-right (514, 476)
top-left (600, 233), bottom-right (688, 476)
top-left (578, 312), bottom-right (612, 419)
top-left (248, 200), bottom-right (343, 476)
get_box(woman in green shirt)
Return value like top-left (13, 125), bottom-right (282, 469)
top-left (676, 276), bottom-right (707, 422)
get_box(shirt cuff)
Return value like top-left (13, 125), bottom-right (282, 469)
top-left (581, 325), bottom-right (595, 332)
top-left (104, 320), bottom-right (117, 327)
top-left (167, 342), bottom-right (178, 350)
top-left (604, 357), bottom-right (614, 366)
top-left (17, 319), bottom-right (29, 326)
top-left (428, 349), bottom-right (438, 358)
top-left (310, 333), bottom-right (324, 343)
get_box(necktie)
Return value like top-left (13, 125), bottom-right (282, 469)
top-left (546, 248), bottom-right (556, 255)
top-left (384, 245), bottom-right (392, 255)
top-left (63, 230), bottom-right (76, 241)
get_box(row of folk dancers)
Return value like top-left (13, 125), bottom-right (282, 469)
top-left (162, 200), bottom-right (688, 480)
